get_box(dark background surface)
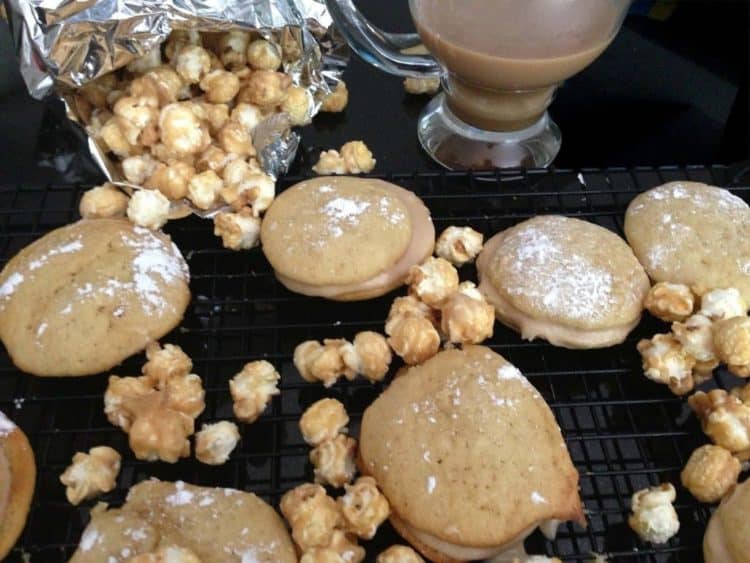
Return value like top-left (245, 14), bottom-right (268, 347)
top-left (0, 1), bottom-right (748, 183)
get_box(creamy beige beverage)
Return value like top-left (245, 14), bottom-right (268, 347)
top-left (411, 0), bottom-right (626, 130)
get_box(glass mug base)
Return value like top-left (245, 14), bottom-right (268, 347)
top-left (417, 93), bottom-right (562, 170)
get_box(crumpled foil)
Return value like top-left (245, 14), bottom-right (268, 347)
top-left (5, 0), bottom-right (349, 203)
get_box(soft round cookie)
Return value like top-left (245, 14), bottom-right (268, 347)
top-left (69, 479), bottom-right (297, 563)
top-left (261, 176), bottom-right (435, 300)
top-left (625, 181), bottom-right (750, 301)
top-left (0, 219), bottom-right (190, 377)
top-left (359, 346), bottom-right (584, 562)
top-left (0, 411), bottom-right (36, 560)
top-left (704, 478), bottom-right (750, 563)
top-left (477, 215), bottom-right (650, 349)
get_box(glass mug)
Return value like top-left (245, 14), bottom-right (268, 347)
top-left (325, 0), bottom-right (631, 170)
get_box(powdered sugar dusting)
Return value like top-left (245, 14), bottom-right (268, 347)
top-left (0, 272), bottom-right (24, 300)
top-left (0, 411), bottom-right (17, 435)
top-left (500, 220), bottom-right (617, 321)
top-left (165, 481), bottom-right (194, 506)
top-left (643, 182), bottom-right (748, 211)
top-left (79, 528), bottom-right (100, 552)
top-left (124, 527), bottom-right (147, 541)
top-left (320, 197), bottom-right (372, 239)
top-left (633, 183), bottom-right (750, 275)
top-left (64, 228), bottom-right (188, 314)
top-left (531, 491), bottom-right (547, 504)
top-left (28, 238), bottom-right (83, 271)
top-left (495, 364), bottom-right (541, 400)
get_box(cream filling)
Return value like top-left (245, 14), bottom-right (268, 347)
top-left (0, 445), bottom-right (10, 526)
top-left (275, 187), bottom-right (434, 299)
top-left (478, 275), bottom-right (638, 348)
top-left (407, 520), bottom-right (556, 562)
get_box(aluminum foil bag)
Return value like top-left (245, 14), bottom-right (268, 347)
top-left (5, 0), bottom-right (348, 190)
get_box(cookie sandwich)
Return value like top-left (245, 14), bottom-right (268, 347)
top-left (358, 346), bottom-right (585, 562)
top-left (477, 215), bottom-right (649, 348)
top-left (261, 177), bottom-right (435, 300)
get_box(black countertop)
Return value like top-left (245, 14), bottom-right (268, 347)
top-left (0, 0), bottom-right (747, 185)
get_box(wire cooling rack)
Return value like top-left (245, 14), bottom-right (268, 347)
top-left (2, 165), bottom-right (749, 563)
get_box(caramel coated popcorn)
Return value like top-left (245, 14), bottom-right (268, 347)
top-left (300, 398), bottom-right (349, 446)
top-left (60, 446), bottom-right (121, 505)
top-left (229, 360), bottom-right (280, 423)
top-left (385, 295), bottom-right (438, 334)
top-left (699, 287), bottom-right (747, 321)
top-left (217, 30), bottom-right (250, 68)
top-left (159, 103), bottom-right (211, 156)
top-left (644, 282), bottom-right (695, 322)
top-left (628, 483), bottom-right (680, 544)
top-left (123, 154), bottom-right (159, 185)
top-left (281, 483), bottom-right (342, 551)
top-left (637, 334), bottom-right (696, 395)
top-left (294, 340), bottom-right (347, 387)
top-left (75, 28), bottom-right (335, 231)
top-left (320, 81), bottom-right (349, 113)
top-left (689, 389), bottom-right (750, 454)
top-left (403, 77), bottom-right (440, 95)
top-left (387, 316), bottom-right (441, 366)
top-left (338, 476), bottom-right (390, 540)
top-left (104, 343), bottom-right (204, 463)
top-left (126, 188), bottom-right (171, 230)
top-left (406, 257), bottom-right (459, 308)
top-left (324, 530), bottom-right (365, 563)
top-left (79, 183), bottom-right (129, 219)
top-left (377, 546), bottom-right (426, 563)
top-left (713, 316), bottom-right (750, 376)
top-left (341, 332), bottom-right (392, 383)
top-left (434, 226), bottom-right (484, 267)
top-left (142, 342), bottom-right (193, 384)
top-left (239, 70), bottom-right (291, 108)
top-left (144, 161), bottom-right (195, 200)
top-left (298, 532), bottom-right (364, 563)
top-left (220, 171), bottom-right (275, 215)
top-left (680, 444), bottom-right (740, 503)
top-left (340, 141), bottom-right (377, 174)
top-left (440, 289), bottom-right (495, 345)
top-left (313, 150), bottom-right (347, 175)
top-left (281, 85), bottom-right (314, 126)
top-left (194, 420), bottom-right (240, 465)
top-left (310, 434), bottom-right (357, 488)
top-left (213, 208), bottom-right (261, 250)
top-left (174, 45), bottom-right (211, 84)
top-left (246, 39), bottom-right (283, 71)
top-left (312, 141), bottom-right (376, 175)
top-left (671, 314), bottom-right (717, 365)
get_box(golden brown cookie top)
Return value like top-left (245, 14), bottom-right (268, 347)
top-left (359, 346), bottom-right (584, 548)
top-left (0, 411), bottom-right (35, 561)
top-left (261, 177), bottom-right (413, 286)
top-left (70, 480), bottom-right (297, 563)
top-left (704, 478), bottom-right (750, 563)
top-left (625, 181), bottom-right (750, 301)
top-left (482, 215), bottom-right (649, 330)
top-left (0, 219), bottom-right (190, 376)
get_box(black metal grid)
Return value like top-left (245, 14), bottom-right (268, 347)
top-left (2, 165), bottom-right (749, 563)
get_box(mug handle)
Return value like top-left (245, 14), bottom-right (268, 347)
top-left (325, 0), bottom-right (441, 77)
